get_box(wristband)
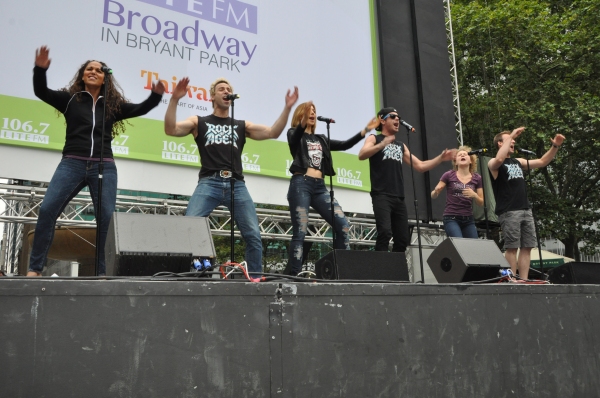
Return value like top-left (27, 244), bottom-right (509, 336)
top-left (364, 126), bottom-right (372, 133)
top-left (552, 144), bottom-right (560, 149)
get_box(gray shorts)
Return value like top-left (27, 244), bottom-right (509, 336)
top-left (498, 209), bottom-right (537, 249)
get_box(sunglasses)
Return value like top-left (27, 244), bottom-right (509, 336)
top-left (384, 114), bottom-right (400, 120)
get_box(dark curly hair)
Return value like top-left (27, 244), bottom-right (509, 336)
top-left (62, 60), bottom-right (129, 137)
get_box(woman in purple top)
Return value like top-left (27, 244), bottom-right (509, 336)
top-left (431, 146), bottom-right (484, 238)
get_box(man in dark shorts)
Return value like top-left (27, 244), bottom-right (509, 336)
top-left (358, 107), bottom-right (456, 253)
top-left (488, 127), bottom-right (565, 279)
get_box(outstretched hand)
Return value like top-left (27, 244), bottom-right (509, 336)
top-left (171, 77), bottom-right (189, 101)
top-left (510, 126), bottom-right (526, 140)
top-left (441, 148), bottom-right (457, 161)
top-left (35, 46), bottom-right (51, 69)
top-left (285, 86), bottom-right (299, 109)
top-left (151, 80), bottom-right (166, 95)
top-left (365, 117), bottom-right (379, 132)
top-left (551, 134), bottom-right (565, 147)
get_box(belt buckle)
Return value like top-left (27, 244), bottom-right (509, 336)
top-left (219, 170), bottom-right (232, 178)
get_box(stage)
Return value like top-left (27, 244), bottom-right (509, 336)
top-left (1, 278), bottom-right (598, 397)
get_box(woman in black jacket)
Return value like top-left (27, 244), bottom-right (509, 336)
top-left (285, 101), bottom-right (377, 276)
top-left (27, 46), bottom-right (165, 276)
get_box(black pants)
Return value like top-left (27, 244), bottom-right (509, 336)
top-left (372, 194), bottom-right (409, 252)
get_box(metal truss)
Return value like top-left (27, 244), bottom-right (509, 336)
top-left (1, 182), bottom-right (447, 279)
top-left (445, 0), bottom-right (464, 146)
top-left (1, 2), bottom-right (464, 278)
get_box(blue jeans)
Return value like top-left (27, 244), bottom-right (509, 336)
top-left (286, 175), bottom-right (350, 276)
top-left (186, 175), bottom-right (262, 274)
top-left (443, 215), bottom-right (478, 238)
top-left (29, 158), bottom-right (118, 275)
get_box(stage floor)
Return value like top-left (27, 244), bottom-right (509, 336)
top-left (1, 278), bottom-right (598, 397)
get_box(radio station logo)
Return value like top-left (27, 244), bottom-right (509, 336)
top-left (102, 0), bottom-right (258, 72)
top-left (137, 0), bottom-right (258, 34)
top-left (1, 118), bottom-right (50, 145)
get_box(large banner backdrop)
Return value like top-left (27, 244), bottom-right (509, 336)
top-left (0, 0), bottom-right (379, 208)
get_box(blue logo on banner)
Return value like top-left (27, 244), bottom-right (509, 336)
top-left (138, 0), bottom-right (258, 34)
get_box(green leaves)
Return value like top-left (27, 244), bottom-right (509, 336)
top-left (453, 0), bottom-right (600, 259)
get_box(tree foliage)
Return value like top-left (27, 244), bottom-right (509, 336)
top-left (452, 0), bottom-right (600, 259)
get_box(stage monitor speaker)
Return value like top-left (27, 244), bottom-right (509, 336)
top-left (314, 250), bottom-right (409, 281)
top-left (105, 213), bottom-right (216, 276)
top-left (547, 262), bottom-right (600, 284)
top-left (427, 238), bottom-right (509, 283)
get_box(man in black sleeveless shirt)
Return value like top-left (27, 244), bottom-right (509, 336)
top-left (164, 77), bottom-right (299, 276)
top-left (489, 127), bottom-right (565, 279)
top-left (359, 107), bottom-right (456, 254)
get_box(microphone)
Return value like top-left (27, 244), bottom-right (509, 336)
top-left (225, 93), bottom-right (239, 100)
top-left (317, 116), bottom-right (335, 123)
top-left (517, 148), bottom-right (536, 156)
top-left (101, 65), bottom-right (112, 74)
top-left (400, 119), bottom-right (415, 132)
top-left (467, 148), bottom-right (488, 155)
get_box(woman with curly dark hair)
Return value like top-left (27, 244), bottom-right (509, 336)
top-left (27, 46), bottom-right (165, 276)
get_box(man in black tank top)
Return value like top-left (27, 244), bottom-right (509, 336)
top-left (359, 107), bottom-right (456, 255)
top-left (488, 127), bottom-right (565, 280)
top-left (164, 77), bottom-right (299, 276)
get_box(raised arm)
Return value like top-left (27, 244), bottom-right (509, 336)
top-left (33, 47), bottom-right (52, 101)
top-left (404, 145), bottom-right (457, 173)
top-left (488, 127), bottom-right (525, 178)
top-left (246, 86), bottom-right (299, 140)
top-left (33, 46), bottom-right (72, 111)
top-left (119, 81), bottom-right (165, 120)
top-left (164, 77), bottom-right (197, 137)
top-left (517, 134), bottom-right (566, 170)
top-left (330, 117), bottom-right (380, 151)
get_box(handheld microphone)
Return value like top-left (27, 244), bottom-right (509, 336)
top-left (101, 65), bottom-right (112, 74)
top-left (317, 116), bottom-right (335, 123)
top-left (517, 148), bottom-right (536, 156)
top-left (467, 148), bottom-right (488, 155)
top-left (225, 93), bottom-right (240, 100)
top-left (400, 119), bottom-right (415, 132)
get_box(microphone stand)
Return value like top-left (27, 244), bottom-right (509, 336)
top-left (324, 120), bottom-right (338, 272)
top-left (95, 74), bottom-right (110, 276)
top-left (476, 153), bottom-right (490, 238)
top-left (404, 126), bottom-right (425, 283)
top-left (228, 97), bottom-right (238, 267)
top-left (523, 154), bottom-right (544, 276)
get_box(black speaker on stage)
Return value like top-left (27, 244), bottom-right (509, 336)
top-left (105, 213), bottom-right (216, 276)
top-left (427, 238), bottom-right (509, 283)
top-left (547, 262), bottom-right (600, 284)
top-left (314, 250), bottom-right (409, 281)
